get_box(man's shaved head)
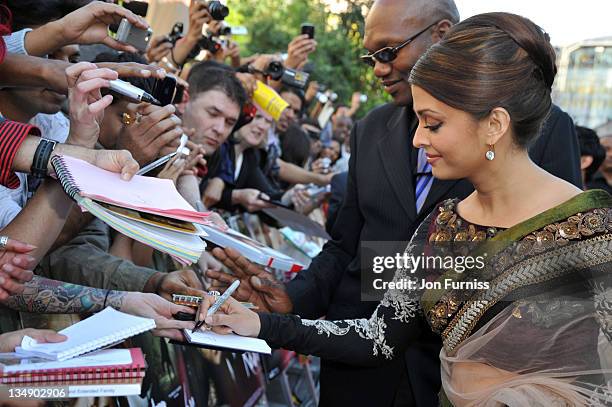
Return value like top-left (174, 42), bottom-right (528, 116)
top-left (364, 0), bottom-right (459, 105)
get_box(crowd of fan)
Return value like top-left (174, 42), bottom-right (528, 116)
top-left (0, 0), bottom-right (361, 373)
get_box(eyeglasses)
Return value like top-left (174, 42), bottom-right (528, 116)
top-left (360, 22), bottom-right (439, 67)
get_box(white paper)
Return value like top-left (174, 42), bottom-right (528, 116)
top-left (183, 329), bottom-right (271, 354)
top-left (15, 308), bottom-right (155, 361)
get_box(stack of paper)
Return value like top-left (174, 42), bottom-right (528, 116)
top-left (0, 348), bottom-right (146, 383)
top-left (51, 155), bottom-right (209, 264)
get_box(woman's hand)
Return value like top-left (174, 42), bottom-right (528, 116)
top-left (0, 329), bottom-right (66, 352)
top-left (198, 294), bottom-right (261, 337)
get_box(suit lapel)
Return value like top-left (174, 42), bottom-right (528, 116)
top-left (378, 106), bottom-right (418, 220)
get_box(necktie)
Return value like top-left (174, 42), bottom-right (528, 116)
top-left (415, 147), bottom-right (434, 214)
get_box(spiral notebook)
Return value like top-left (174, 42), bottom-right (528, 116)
top-left (51, 155), bottom-right (207, 264)
top-left (15, 308), bottom-right (155, 361)
top-left (0, 348), bottom-right (146, 383)
top-left (51, 155), bottom-right (210, 224)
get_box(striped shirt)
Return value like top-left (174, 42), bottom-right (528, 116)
top-left (0, 119), bottom-right (40, 189)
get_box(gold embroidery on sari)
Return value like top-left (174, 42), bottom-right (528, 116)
top-left (442, 234), bottom-right (612, 353)
top-left (425, 203), bottom-right (611, 353)
top-left (426, 199), bottom-right (504, 335)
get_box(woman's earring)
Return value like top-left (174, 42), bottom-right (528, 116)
top-left (485, 144), bottom-right (495, 161)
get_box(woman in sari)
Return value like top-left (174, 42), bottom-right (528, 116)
top-left (198, 12), bottom-right (612, 406)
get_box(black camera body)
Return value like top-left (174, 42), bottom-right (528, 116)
top-left (167, 22), bottom-right (184, 46)
top-left (207, 1), bottom-right (229, 20)
top-left (198, 35), bottom-right (223, 54)
top-left (265, 61), bottom-right (309, 89)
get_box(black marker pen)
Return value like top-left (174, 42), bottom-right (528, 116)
top-left (109, 79), bottom-right (160, 105)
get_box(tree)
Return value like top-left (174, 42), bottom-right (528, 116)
top-left (226, 0), bottom-right (389, 118)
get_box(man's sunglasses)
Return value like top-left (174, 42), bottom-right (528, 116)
top-left (360, 21), bottom-right (439, 67)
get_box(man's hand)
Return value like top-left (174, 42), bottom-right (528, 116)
top-left (121, 292), bottom-right (196, 341)
top-left (203, 177), bottom-right (225, 208)
top-left (158, 154), bottom-right (187, 185)
top-left (290, 186), bottom-right (312, 213)
top-left (0, 329), bottom-right (66, 353)
top-left (52, 1), bottom-right (149, 53)
top-left (187, 1), bottom-right (212, 42)
top-left (116, 104), bottom-right (183, 165)
top-left (207, 247), bottom-right (293, 313)
top-left (232, 189), bottom-right (273, 212)
top-left (225, 41), bottom-right (242, 68)
top-left (146, 35), bottom-right (174, 63)
top-left (304, 80), bottom-right (319, 103)
top-left (66, 62), bottom-right (118, 148)
top-left (0, 239), bottom-right (36, 300)
top-left (285, 34), bottom-right (317, 70)
top-left (96, 62), bottom-right (166, 80)
top-left (349, 92), bottom-right (363, 116)
top-left (91, 149), bottom-right (140, 181)
top-left (157, 269), bottom-right (206, 301)
top-left (235, 72), bottom-right (257, 98)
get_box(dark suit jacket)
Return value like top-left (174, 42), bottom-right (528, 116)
top-left (286, 102), bottom-right (581, 407)
top-left (325, 171), bottom-right (348, 234)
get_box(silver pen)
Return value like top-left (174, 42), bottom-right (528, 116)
top-left (136, 152), bottom-right (177, 175)
top-left (207, 280), bottom-right (241, 317)
top-left (109, 79), bottom-right (160, 105)
top-left (136, 134), bottom-right (190, 175)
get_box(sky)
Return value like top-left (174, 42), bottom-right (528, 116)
top-left (455, 0), bottom-right (612, 46)
top-left (321, 0), bottom-right (611, 47)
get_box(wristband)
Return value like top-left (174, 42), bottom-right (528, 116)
top-left (30, 138), bottom-right (57, 179)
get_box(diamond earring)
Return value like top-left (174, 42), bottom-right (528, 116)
top-left (485, 144), bottom-right (495, 161)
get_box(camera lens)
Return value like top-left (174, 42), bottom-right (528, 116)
top-left (265, 61), bottom-right (284, 81)
top-left (208, 1), bottom-right (229, 20)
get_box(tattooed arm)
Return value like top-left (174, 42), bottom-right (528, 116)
top-left (1, 276), bottom-right (198, 341)
top-left (2, 275), bottom-right (124, 314)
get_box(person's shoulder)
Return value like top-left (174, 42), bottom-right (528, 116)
top-left (358, 102), bottom-right (401, 125)
top-left (352, 103), bottom-right (406, 144)
top-left (543, 104), bottom-right (574, 132)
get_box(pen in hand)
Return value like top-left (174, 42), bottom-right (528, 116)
top-left (193, 280), bottom-right (240, 333)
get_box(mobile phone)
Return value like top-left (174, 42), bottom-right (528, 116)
top-left (123, 1), bottom-right (149, 17)
top-left (152, 76), bottom-right (177, 106)
top-left (116, 18), bottom-right (153, 52)
top-left (173, 83), bottom-right (185, 104)
top-left (301, 23), bottom-right (315, 39)
top-left (257, 192), bottom-right (292, 209)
